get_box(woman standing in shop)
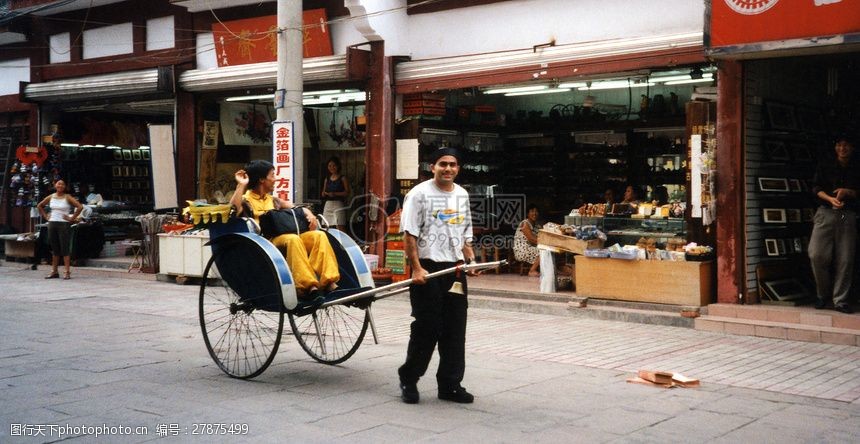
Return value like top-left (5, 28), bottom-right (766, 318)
top-left (36, 179), bottom-right (83, 280)
top-left (321, 156), bottom-right (351, 232)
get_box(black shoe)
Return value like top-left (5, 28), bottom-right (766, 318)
top-left (814, 299), bottom-right (827, 309)
top-left (835, 305), bottom-right (854, 314)
top-left (400, 383), bottom-right (419, 404)
top-left (438, 387), bottom-right (474, 404)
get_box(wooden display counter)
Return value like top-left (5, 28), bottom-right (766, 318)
top-left (575, 257), bottom-right (713, 306)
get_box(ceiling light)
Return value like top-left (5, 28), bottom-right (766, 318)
top-left (303, 89), bottom-right (344, 96)
top-left (225, 94), bottom-right (273, 102)
top-left (664, 77), bottom-right (715, 85)
top-left (557, 82), bottom-right (587, 89)
top-left (653, 73), bottom-right (714, 83)
top-left (303, 91), bottom-right (367, 105)
top-left (578, 80), bottom-right (654, 91)
top-left (504, 88), bottom-right (571, 97)
top-left (484, 85), bottom-right (548, 94)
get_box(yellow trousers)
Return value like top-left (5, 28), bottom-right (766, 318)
top-left (270, 231), bottom-right (340, 292)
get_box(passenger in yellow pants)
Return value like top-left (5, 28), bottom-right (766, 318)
top-left (270, 231), bottom-right (339, 293)
top-left (230, 160), bottom-right (340, 297)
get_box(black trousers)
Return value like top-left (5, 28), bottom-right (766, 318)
top-left (398, 260), bottom-right (468, 391)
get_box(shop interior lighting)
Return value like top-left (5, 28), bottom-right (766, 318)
top-left (578, 80), bottom-right (654, 91)
top-left (663, 76), bottom-right (715, 86)
top-left (224, 90), bottom-right (364, 105)
top-left (504, 88), bottom-right (572, 97)
top-left (556, 82), bottom-right (588, 89)
top-left (60, 143), bottom-right (79, 147)
top-left (483, 85), bottom-right (548, 95)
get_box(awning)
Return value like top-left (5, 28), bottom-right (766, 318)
top-left (23, 67), bottom-right (172, 102)
top-left (395, 32), bottom-right (705, 93)
top-left (179, 53), bottom-right (362, 93)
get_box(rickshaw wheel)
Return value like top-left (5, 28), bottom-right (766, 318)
top-left (199, 254), bottom-right (284, 379)
top-left (288, 304), bottom-right (369, 365)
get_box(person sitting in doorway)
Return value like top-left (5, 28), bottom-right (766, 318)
top-left (513, 203), bottom-right (542, 277)
top-left (230, 160), bottom-right (340, 299)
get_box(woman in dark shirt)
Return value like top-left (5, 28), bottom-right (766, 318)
top-left (808, 134), bottom-right (858, 313)
top-left (321, 156), bottom-right (351, 232)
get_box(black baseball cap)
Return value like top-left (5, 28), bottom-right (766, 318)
top-left (429, 147), bottom-right (462, 164)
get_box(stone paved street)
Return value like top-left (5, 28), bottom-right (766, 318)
top-left (1, 266), bottom-right (859, 443)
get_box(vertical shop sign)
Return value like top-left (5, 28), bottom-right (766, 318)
top-left (202, 121), bottom-right (219, 150)
top-left (272, 121), bottom-right (295, 203)
top-left (690, 135), bottom-right (703, 218)
top-left (211, 9), bottom-right (333, 67)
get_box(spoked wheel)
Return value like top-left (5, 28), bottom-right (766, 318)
top-left (199, 254), bottom-right (284, 379)
top-left (288, 303), bottom-right (369, 365)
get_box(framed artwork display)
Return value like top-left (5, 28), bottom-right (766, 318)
top-left (766, 102), bottom-right (798, 131)
top-left (777, 239), bottom-right (787, 255)
top-left (792, 144), bottom-right (813, 162)
top-left (758, 177), bottom-right (789, 192)
top-left (112, 166), bottom-right (122, 177)
top-left (793, 238), bottom-right (803, 253)
top-left (132, 150), bottom-right (142, 160)
top-left (796, 107), bottom-right (827, 133)
top-left (788, 179), bottom-right (802, 192)
top-left (141, 150), bottom-right (151, 160)
top-left (122, 149), bottom-right (132, 160)
top-left (763, 208), bottom-right (787, 224)
top-left (112, 150), bottom-right (123, 160)
top-left (786, 209), bottom-right (802, 223)
top-left (765, 239), bottom-right (779, 256)
top-left (763, 278), bottom-right (808, 301)
top-left (763, 140), bottom-right (790, 161)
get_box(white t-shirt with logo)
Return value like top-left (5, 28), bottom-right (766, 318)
top-left (400, 180), bottom-right (473, 263)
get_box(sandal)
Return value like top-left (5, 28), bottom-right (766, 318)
top-left (63, 272), bottom-right (71, 280)
top-left (45, 272), bottom-right (60, 279)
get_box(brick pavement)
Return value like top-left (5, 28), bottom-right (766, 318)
top-left (1, 266), bottom-right (859, 442)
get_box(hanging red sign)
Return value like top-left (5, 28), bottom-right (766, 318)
top-left (709, 0), bottom-right (860, 49)
top-left (212, 9), bottom-right (333, 67)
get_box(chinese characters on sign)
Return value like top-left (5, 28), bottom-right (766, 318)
top-left (211, 9), bottom-right (333, 67)
top-left (272, 121), bottom-right (295, 203)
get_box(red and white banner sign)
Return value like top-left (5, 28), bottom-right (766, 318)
top-left (272, 121), bottom-right (295, 203)
top-left (212, 9), bottom-right (333, 67)
top-left (709, 0), bottom-right (860, 48)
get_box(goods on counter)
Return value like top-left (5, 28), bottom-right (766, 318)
top-left (577, 203), bottom-right (608, 217)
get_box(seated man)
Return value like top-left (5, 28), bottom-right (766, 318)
top-left (230, 160), bottom-right (340, 298)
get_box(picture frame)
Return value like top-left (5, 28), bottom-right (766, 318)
top-left (122, 149), bottom-right (132, 160)
top-left (763, 278), bottom-right (809, 301)
top-left (786, 209), bottom-right (802, 223)
top-left (777, 239), bottom-right (787, 255)
top-left (141, 149), bottom-right (151, 160)
top-left (123, 166), bottom-right (132, 177)
top-left (112, 166), bottom-right (122, 177)
top-left (766, 102), bottom-right (798, 131)
top-left (758, 177), bottom-right (789, 192)
top-left (763, 140), bottom-right (790, 161)
top-left (802, 208), bottom-right (814, 222)
top-left (788, 179), bottom-right (802, 193)
top-left (793, 238), bottom-right (803, 254)
top-left (792, 144), bottom-right (813, 162)
top-left (796, 107), bottom-right (827, 133)
top-left (132, 150), bottom-right (142, 160)
top-left (763, 208), bottom-right (787, 224)
top-left (112, 149), bottom-right (123, 161)
top-left (765, 239), bottom-right (779, 257)
top-left (111, 181), bottom-right (122, 190)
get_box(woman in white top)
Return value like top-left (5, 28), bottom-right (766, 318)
top-left (36, 180), bottom-right (83, 279)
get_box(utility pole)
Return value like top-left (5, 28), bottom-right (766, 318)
top-left (277, 0), bottom-right (304, 201)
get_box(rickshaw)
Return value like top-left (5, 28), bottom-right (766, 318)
top-left (197, 216), bottom-right (504, 379)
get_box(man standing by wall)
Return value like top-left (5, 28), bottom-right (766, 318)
top-left (809, 134), bottom-right (858, 314)
top-left (398, 147), bottom-right (476, 404)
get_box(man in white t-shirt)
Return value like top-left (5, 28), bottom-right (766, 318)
top-left (398, 147), bottom-right (476, 404)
